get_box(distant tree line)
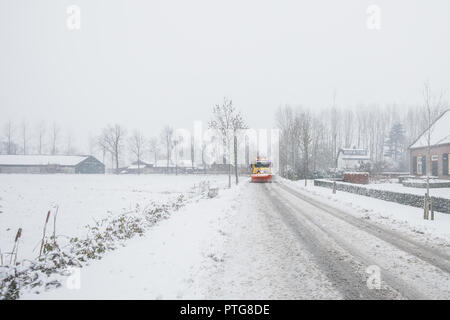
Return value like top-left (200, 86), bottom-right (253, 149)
top-left (1, 98), bottom-right (248, 183)
top-left (2, 85), bottom-right (446, 181)
top-left (276, 86), bottom-right (447, 180)
top-left (0, 121), bottom-right (76, 156)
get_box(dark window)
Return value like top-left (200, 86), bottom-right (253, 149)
top-left (422, 157), bottom-right (426, 175)
top-left (432, 159), bottom-right (438, 176)
top-left (413, 156), bottom-right (417, 174)
top-left (254, 161), bottom-right (270, 168)
top-left (444, 154), bottom-right (449, 176)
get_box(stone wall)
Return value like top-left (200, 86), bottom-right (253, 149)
top-left (314, 179), bottom-right (450, 214)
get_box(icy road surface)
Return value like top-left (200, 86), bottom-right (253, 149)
top-left (23, 179), bottom-right (450, 299)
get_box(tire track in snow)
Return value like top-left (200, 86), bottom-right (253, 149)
top-left (277, 182), bottom-right (450, 275)
top-left (204, 183), bottom-right (342, 299)
top-left (264, 184), bottom-right (403, 299)
top-left (269, 182), bottom-right (450, 299)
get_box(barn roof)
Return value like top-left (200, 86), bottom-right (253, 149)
top-left (410, 109), bottom-right (450, 149)
top-left (0, 155), bottom-right (90, 166)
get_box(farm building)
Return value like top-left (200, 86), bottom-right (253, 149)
top-left (336, 148), bottom-right (371, 170)
top-left (122, 159), bottom-right (200, 174)
top-left (0, 155), bottom-right (105, 174)
top-left (122, 160), bottom-right (154, 174)
top-left (409, 109), bottom-right (450, 179)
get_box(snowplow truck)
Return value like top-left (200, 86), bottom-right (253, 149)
top-left (250, 158), bottom-right (272, 183)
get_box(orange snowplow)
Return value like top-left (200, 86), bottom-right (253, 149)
top-left (250, 158), bottom-right (272, 183)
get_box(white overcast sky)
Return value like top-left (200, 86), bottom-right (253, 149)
top-left (1, 0), bottom-right (449, 144)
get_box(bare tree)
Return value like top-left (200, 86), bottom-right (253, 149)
top-left (36, 121), bottom-right (46, 155)
top-left (148, 137), bottom-right (159, 166)
top-left (129, 130), bottom-right (146, 174)
top-left (311, 116), bottom-right (323, 172)
top-left (50, 122), bottom-right (60, 155)
top-left (87, 133), bottom-right (97, 156)
top-left (4, 121), bottom-right (15, 155)
top-left (97, 136), bottom-right (108, 169)
top-left (99, 124), bottom-right (126, 173)
top-left (201, 141), bottom-right (208, 173)
top-left (422, 82), bottom-right (444, 220)
top-left (330, 105), bottom-right (339, 166)
top-left (231, 108), bottom-right (247, 184)
top-left (172, 135), bottom-right (182, 176)
top-left (191, 138), bottom-right (195, 170)
top-left (160, 126), bottom-right (174, 173)
top-left (292, 111), bottom-right (302, 171)
top-left (276, 105), bottom-right (295, 176)
top-left (300, 110), bottom-right (313, 186)
top-left (343, 109), bottom-right (354, 148)
top-left (21, 121), bottom-right (29, 155)
top-left (65, 130), bottom-right (76, 155)
top-left (209, 97), bottom-right (242, 188)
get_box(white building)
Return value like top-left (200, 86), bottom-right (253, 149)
top-left (336, 148), bottom-right (371, 170)
top-left (122, 159), bottom-right (198, 174)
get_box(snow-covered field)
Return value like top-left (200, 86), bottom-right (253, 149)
top-left (0, 174), bottom-right (227, 261)
top-left (21, 182), bottom-right (244, 299)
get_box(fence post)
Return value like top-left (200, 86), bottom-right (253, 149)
top-left (431, 197), bottom-right (434, 220)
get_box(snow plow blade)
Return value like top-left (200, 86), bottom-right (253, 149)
top-left (251, 174), bottom-right (272, 183)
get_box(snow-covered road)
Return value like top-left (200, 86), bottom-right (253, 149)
top-left (263, 182), bottom-right (450, 299)
top-left (22, 178), bottom-right (450, 299)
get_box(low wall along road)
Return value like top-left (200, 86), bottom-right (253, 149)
top-left (314, 179), bottom-right (450, 214)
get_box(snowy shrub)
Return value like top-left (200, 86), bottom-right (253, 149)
top-left (207, 187), bottom-right (219, 198)
top-left (0, 194), bottom-right (186, 300)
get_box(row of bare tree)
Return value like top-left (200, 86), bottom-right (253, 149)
top-left (0, 119), bottom-right (175, 173)
top-left (1, 98), bottom-right (247, 185)
top-left (0, 121), bottom-right (75, 156)
top-left (94, 98), bottom-right (247, 185)
top-left (276, 84), bottom-right (447, 180)
top-left (98, 98), bottom-right (247, 186)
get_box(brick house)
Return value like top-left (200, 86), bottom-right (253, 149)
top-left (409, 109), bottom-right (450, 179)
